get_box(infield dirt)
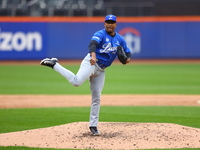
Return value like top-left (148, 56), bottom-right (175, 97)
top-left (0, 94), bottom-right (200, 149)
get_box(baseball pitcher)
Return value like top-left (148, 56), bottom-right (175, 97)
top-left (40, 14), bottom-right (131, 136)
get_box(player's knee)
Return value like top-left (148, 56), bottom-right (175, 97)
top-left (73, 84), bottom-right (80, 87)
top-left (71, 82), bottom-right (80, 87)
top-left (70, 80), bottom-right (82, 87)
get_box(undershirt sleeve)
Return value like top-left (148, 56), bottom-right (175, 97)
top-left (88, 40), bottom-right (99, 53)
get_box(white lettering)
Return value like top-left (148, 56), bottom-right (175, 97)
top-left (100, 43), bottom-right (117, 53)
top-left (0, 32), bottom-right (12, 51)
top-left (12, 32), bottom-right (26, 51)
top-left (27, 32), bottom-right (42, 51)
top-left (0, 31), bottom-right (42, 51)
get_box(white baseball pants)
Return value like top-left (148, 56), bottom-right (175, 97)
top-left (53, 54), bottom-right (105, 127)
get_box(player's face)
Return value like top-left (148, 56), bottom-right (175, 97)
top-left (104, 21), bottom-right (117, 35)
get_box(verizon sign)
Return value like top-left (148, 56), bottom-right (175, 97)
top-left (0, 31), bottom-right (42, 51)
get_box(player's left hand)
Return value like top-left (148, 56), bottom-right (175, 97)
top-left (126, 58), bottom-right (131, 64)
top-left (117, 46), bottom-right (128, 64)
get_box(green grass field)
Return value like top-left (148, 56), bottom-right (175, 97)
top-left (0, 63), bottom-right (200, 150)
top-left (0, 63), bottom-right (200, 94)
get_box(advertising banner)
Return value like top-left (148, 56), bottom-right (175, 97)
top-left (1, 17), bottom-right (200, 60)
top-left (0, 22), bottom-right (47, 60)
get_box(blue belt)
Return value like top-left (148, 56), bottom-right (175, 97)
top-left (97, 61), bottom-right (106, 69)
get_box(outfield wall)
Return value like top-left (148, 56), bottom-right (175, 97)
top-left (0, 16), bottom-right (200, 60)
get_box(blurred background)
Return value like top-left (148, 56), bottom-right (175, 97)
top-left (1, 0), bottom-right (200, 17)
top-left (1, 0), bottom-right (200, 60)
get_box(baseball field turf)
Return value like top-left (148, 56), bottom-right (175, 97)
top-left (0, 63), bottom-right (200, 94)
top-left (0, 62), bottom-right (200, 150)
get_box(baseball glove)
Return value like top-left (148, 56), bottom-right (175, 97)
top-left (117, 46), bottom-right (128, 64)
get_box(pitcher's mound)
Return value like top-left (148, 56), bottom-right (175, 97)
top-left (0, 122), bottom-right (200, 150)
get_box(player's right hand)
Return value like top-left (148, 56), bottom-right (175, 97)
top-left (90, 58), bottom-right (96, 65)
top-left (90, 52), bottom-right (97, 65)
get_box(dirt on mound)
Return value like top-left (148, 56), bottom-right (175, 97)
top-left (0, 94), bottom-right (200, 149)
top-left (0, 122), bottom-right (200, 150)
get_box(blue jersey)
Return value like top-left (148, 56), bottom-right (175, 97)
top-left (91, 29), bottom-right (131, 68)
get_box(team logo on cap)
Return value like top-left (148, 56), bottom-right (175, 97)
top-left (105, 14), bottom-right (116, 22)
top-left (108, 15), bottom-right (113, 20)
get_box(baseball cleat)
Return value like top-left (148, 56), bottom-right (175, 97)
top-left (89, 126), bottom-right (101, 136)
top-left (40, 58), bottom-right (58, 68)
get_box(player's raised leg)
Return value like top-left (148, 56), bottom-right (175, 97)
top-left (41, 54), bottom-right (95, 87)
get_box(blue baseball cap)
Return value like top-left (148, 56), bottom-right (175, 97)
top-left (105, 14), bottom-right (117, 22)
